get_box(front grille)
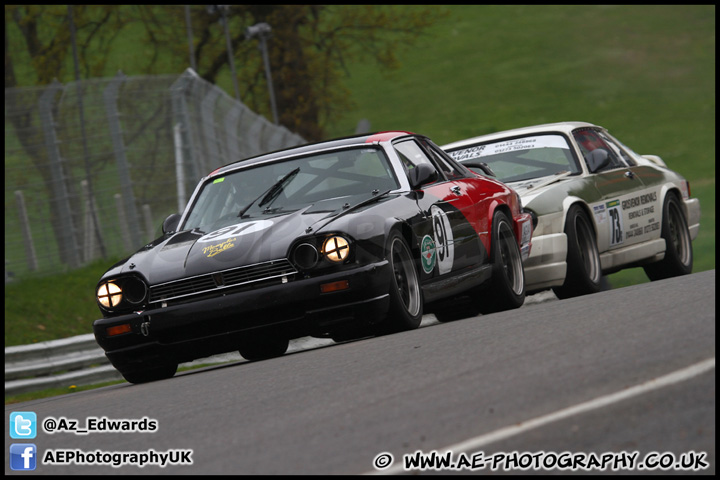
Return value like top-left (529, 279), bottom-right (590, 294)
top-left (149, 259), bottom-right (297, 304)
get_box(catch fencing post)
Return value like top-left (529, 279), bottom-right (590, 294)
top-left (173, 123), bottom-right (187, 213)
top-left (201, 87), bottom-right (222, 170)
top-left (171, 69), bottom-right (202, 193)
top-left (114, 194), bottom-right (132, 252)
top-left (38, 79), bottom-right (81, 268)
top-left (14, 191), bottom-right (39, 272)
top-left (223, 104), bottom-right (243, 162)
top-left (80, 180), bottom-right (101, 263)
top-left (142, 204), bottom-right (154, 244)
top-left (104, 71), bottom-right (142, 249)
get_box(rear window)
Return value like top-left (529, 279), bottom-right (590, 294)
top-left (447, 134), bottom-right (580, 183)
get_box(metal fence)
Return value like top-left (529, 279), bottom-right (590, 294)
top-left (5, 68), bottom-right (305, 280)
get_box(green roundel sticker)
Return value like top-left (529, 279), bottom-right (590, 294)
top-left (421, 235), bottom-right (436, 273)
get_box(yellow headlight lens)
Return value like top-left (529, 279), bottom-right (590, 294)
top-left (97, 282), bottom-right (122, 308)
top-left (322, 236), bottom-right (350, 262)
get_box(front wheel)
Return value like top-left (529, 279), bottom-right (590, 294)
top-left (477, 211), bottom-right (526, 314)
top-left (643, 193), bottom-right (693, 280)
top-left (381, 233), bottom-right (423, 333)
top-left (553, 205), bottom-right (602, 299)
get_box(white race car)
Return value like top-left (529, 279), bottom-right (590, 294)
top-left (443, 122), bottom-right (701, 298)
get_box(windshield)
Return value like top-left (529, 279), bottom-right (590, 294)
top-left (182, 147), bottom-right (400, 233)
top-left (446, 134), bottom-right (581, 183)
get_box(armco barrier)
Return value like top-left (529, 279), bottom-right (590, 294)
top-left (5, 334), bottom-right (122, 396)
top-left (4, 334), bottom-right (330, 397)
top-left (4, 334), bottom-right (250, 396)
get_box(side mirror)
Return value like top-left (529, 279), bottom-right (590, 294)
top-left (162, 213), bottom-right (181, 234)
top-left (586, 148), bottom-right (610, 173)
top-left (463, 161), bottom-right (496, 177)
top-left (408, 163), bottom-right (439, 189)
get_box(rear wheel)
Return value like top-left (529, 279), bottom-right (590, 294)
top-left (643, 193), bottom-right (692, 280)
top-left (238, 332), bottom-right (289, 361)
top-left (477, 211), bottom-right (525, 314)
top-left (381, 233), bottom-right (423, 333)
top-left (553, 205), bottom-right (602, 299)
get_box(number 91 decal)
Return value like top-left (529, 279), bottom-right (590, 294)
top-left (431, 205), bottom-right (455, 274)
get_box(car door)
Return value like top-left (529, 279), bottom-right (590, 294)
top-left (393, 139), bottom-right (486, 279)
top-left (602, 130), bottom-right (664, 244)
top-left (418, 138), bottom-right (491, 241)
top-left (573, 128), bottom-right (661, 252)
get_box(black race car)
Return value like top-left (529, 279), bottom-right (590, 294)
top-left (93, 132), bottom-right (533, 383)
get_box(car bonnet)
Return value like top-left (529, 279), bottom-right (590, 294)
top-left (113, 194), bottom-right (393, 285)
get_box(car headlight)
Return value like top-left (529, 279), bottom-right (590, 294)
top-left (292, 243), bottom-right (320, 269)
top-left (322, 235), bottom-right (350, 262)
top-left (96, 276), bottom-right (148, 311)
top-left (291, 234), bottom-right (353, 271)
top-left (97, 282), bottom-right (122, 308)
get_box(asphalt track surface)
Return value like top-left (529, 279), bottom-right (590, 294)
top-left (5, 270), bottom-right (715, 475)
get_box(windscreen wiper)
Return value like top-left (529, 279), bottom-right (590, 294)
top-left (237, 167), bottom-right (300, 218)
top-left (306, 189), bottom-right (392, 234)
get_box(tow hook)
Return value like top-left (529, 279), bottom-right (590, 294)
top-left (140, 321), bottom-right (151, 337)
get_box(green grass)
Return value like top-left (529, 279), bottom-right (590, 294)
top-left (3, 362), bottom-right (221, 404)
top-left (5, 257), bottom-right (124, 346)
top-left (4, 381), bottom-right (125, 405)
top-left (5, 5), bottom-right (715, 350)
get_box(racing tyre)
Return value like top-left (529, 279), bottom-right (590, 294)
top-left (477, 211), bottom-right (525, 314)
top-left (553, 205), bottom-right (602, 299)
top-left (238, 333), bottom-right (290, 361)
top-left (381, 233), bottom-right (423, 333)
top-left (120, 362), bottom-right (178, 384)
top-left (643, 193), bottom-right (693, 281)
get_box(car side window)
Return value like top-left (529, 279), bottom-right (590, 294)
top-left (598, 131), bottom-right (637, 167)
top-left (573, 128), bottom-right (633, 171)
top-left (418, 138), bottom-right (467, 180)
top-left (394, 140), bottom-right (443, 182)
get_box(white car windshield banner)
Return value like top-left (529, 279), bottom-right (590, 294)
top-left (451, 135), bottom-right (569, 161)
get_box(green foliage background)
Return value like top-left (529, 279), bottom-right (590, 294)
top-left (325, 4), bottom-right (715, 290)
top-left (4, 5), bottom-right (715, 347)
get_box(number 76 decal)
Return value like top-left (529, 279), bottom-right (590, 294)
top-left (606, 200), bottom-right (624, 246)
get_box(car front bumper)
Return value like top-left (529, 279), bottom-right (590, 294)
top-left (683, 197), bottom-right (701, 241)
top-left (93, 260), bottom-right (391, 369)
top-left (523, 232), bottom-right (568, 292)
